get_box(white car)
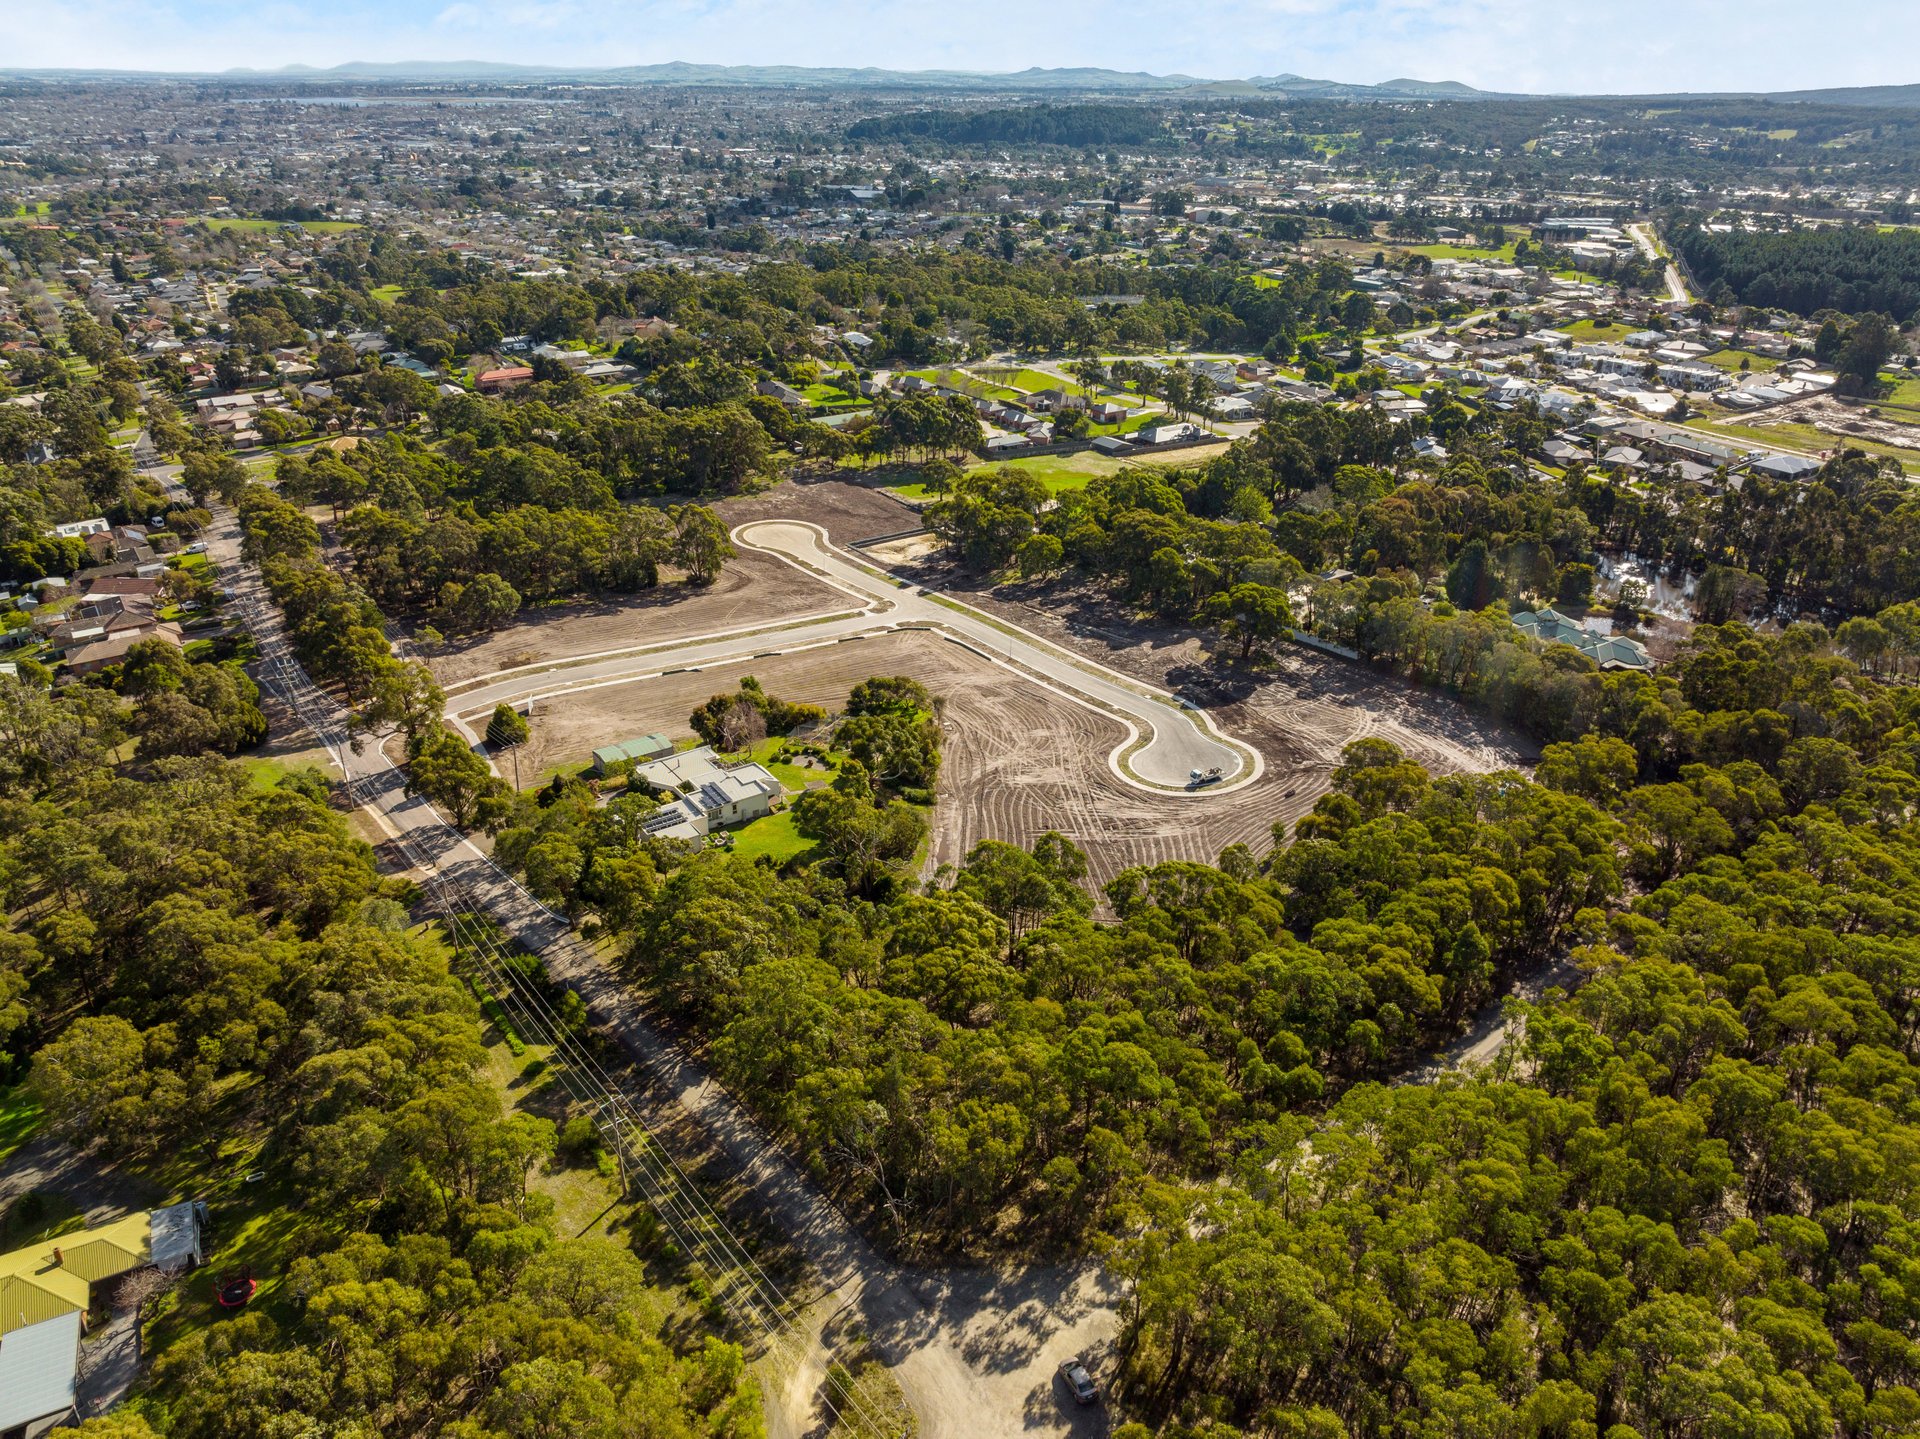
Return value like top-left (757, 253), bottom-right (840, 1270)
top-left (1057, 1359), bottom-right (1098, 1406)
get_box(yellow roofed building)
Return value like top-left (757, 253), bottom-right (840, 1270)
top-left (0, 1202), bottom-right (206, 1438)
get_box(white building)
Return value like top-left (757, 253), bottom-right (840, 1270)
top-left (632, 745), bottom-right (783, 841)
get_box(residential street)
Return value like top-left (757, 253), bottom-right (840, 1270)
top-left (202, 504), bottom-right (1118, 1439)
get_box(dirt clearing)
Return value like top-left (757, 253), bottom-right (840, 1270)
top-left (425, 548), bottom-right (851, 687)
top-left (1749, 394), bottom-right (1920, 456)
top-left (502, 623), bottom-right (1517, 889)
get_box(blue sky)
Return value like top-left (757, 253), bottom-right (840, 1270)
top-left (2, 0), bottom-right (1912, 94)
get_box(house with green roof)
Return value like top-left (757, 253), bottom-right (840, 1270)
top-left (590, 733), bottom-right (674, 777)
top-left (1510, 608), bottom-right (1653, 671)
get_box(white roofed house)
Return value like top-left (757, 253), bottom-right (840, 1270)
top-left (630, 745), bottom-right (784, 843)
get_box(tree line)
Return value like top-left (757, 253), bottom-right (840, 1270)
top-left (1672, 219), bottom-right (1920, 323)
top-left (0, 677), bottom-right (763, 1439)
top-left (847, 103), bottom-right (1166, 148)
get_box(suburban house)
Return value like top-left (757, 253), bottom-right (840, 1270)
top-left (476, 366), bottom-right (534, 394)
top-left (64, 622), bottom-right (187, 678)
top-left (755, 379), bottom-right (807, 407)
top-left (591, 733), bottom-right (675, 777)
top-left (1134, 422), bottom-right (1200, 446)
top-left (630, 745), bottom-right (783, 842)
top-left (1087, 400), bottom-right (1129, 424)
top-left (1749, 452), bottom-right (1823, 482)
top-left (1511, 608), bottom-right (1653, 670)
top-left (0, 1203), bottom-right (208, 1439)
top-left (1027, 388), bottom-right (1087, 414)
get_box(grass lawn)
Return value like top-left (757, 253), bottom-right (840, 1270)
top-left (1557, 319), bottom-right (1638, 343)
top-left (233, 755), bottom-right (329, 793)
top-left (0, 1192), bottom-right (84, 1250)
top-left (725, 809), bottom-right (816, 865)
top-left (369, 284), bottom-right (405, 306)
top-left (974, 365), bottom-right (1082, 396)
top-left (197, 217), bottom-right (359, 234)
top-left (1693, 416), bottom-right (1920, 475)
top-left (1702, 349), bottom-right (1781, 372)
top-left (1404, 241), bottom-right (1521, 263)
top-left (0, 1084), bottom-right (44, 1168)
top-left (1877, 373), bottom-right (1920, 408)
top-left (903, 366), bottom-right (1020, 402)
top-left (989, 446), bottom-right (1216, 492)
top-left (892, 440), bottom-right (1229, 499)
top-left (1085, 410), bottom-right (1160, 439)
top-left (740, 736), bottom-right (842, 792)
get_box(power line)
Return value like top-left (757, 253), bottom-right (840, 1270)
top-left (212, 518), bottom-right (908, 1439)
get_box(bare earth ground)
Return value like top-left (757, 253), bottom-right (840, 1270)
top-left (718, 474), bottom-right (927, 536)
top-left (916, 562), bottom-right (1536, 782)
top-left (425, 548), bottom-right (853, 686)
top-left (1757, 393), bottom-right (1920, 452)
top-left (513, 618), bottom-right (1528, 891)
top-left (500, 479), bottom-right (1532, 886)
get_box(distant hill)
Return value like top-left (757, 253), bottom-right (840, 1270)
top-left (214, 60), bottom-right (1210, 91)
top-left (1246, 73), bottom-right (1526, 101)
top-left (7, 60), bottom-right (1920, 109)
top-left (1761, 83), bottom-right (1920, 108)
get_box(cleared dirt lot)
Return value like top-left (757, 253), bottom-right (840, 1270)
top-left (450, 478), bottom-right (1533, 885)
top-left (506, 615), bottom-right (1526, 890)
top-left (898, 551), bottom-right (1534, 782)
top-left (425, 548), bottom-right (851, 686)
top-left (720, 473), bottom-right (927, 537)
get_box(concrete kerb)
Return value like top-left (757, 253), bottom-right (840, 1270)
top-left (730, 519), bottom-right (1265, 797)
top-left (438, 608), bottom-right (871, 699)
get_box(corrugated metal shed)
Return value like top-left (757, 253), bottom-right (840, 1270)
top-left (0, 1310), bottom-right (81, 1432)
top-left (149, 1201), bottom-right (206, 1270)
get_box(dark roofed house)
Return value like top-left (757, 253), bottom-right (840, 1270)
top-left (1511, 608), bottom-right (1652, 671)
top-left (755, 379), bottom-right (806, 407)
top-left (1749, 452), bottom-right (1822, 482)
top-left (84, 576), bottom-right (162, 601)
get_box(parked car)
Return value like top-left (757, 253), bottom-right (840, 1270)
top-left (1058, 1359), bottom-right (1099, 1406)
